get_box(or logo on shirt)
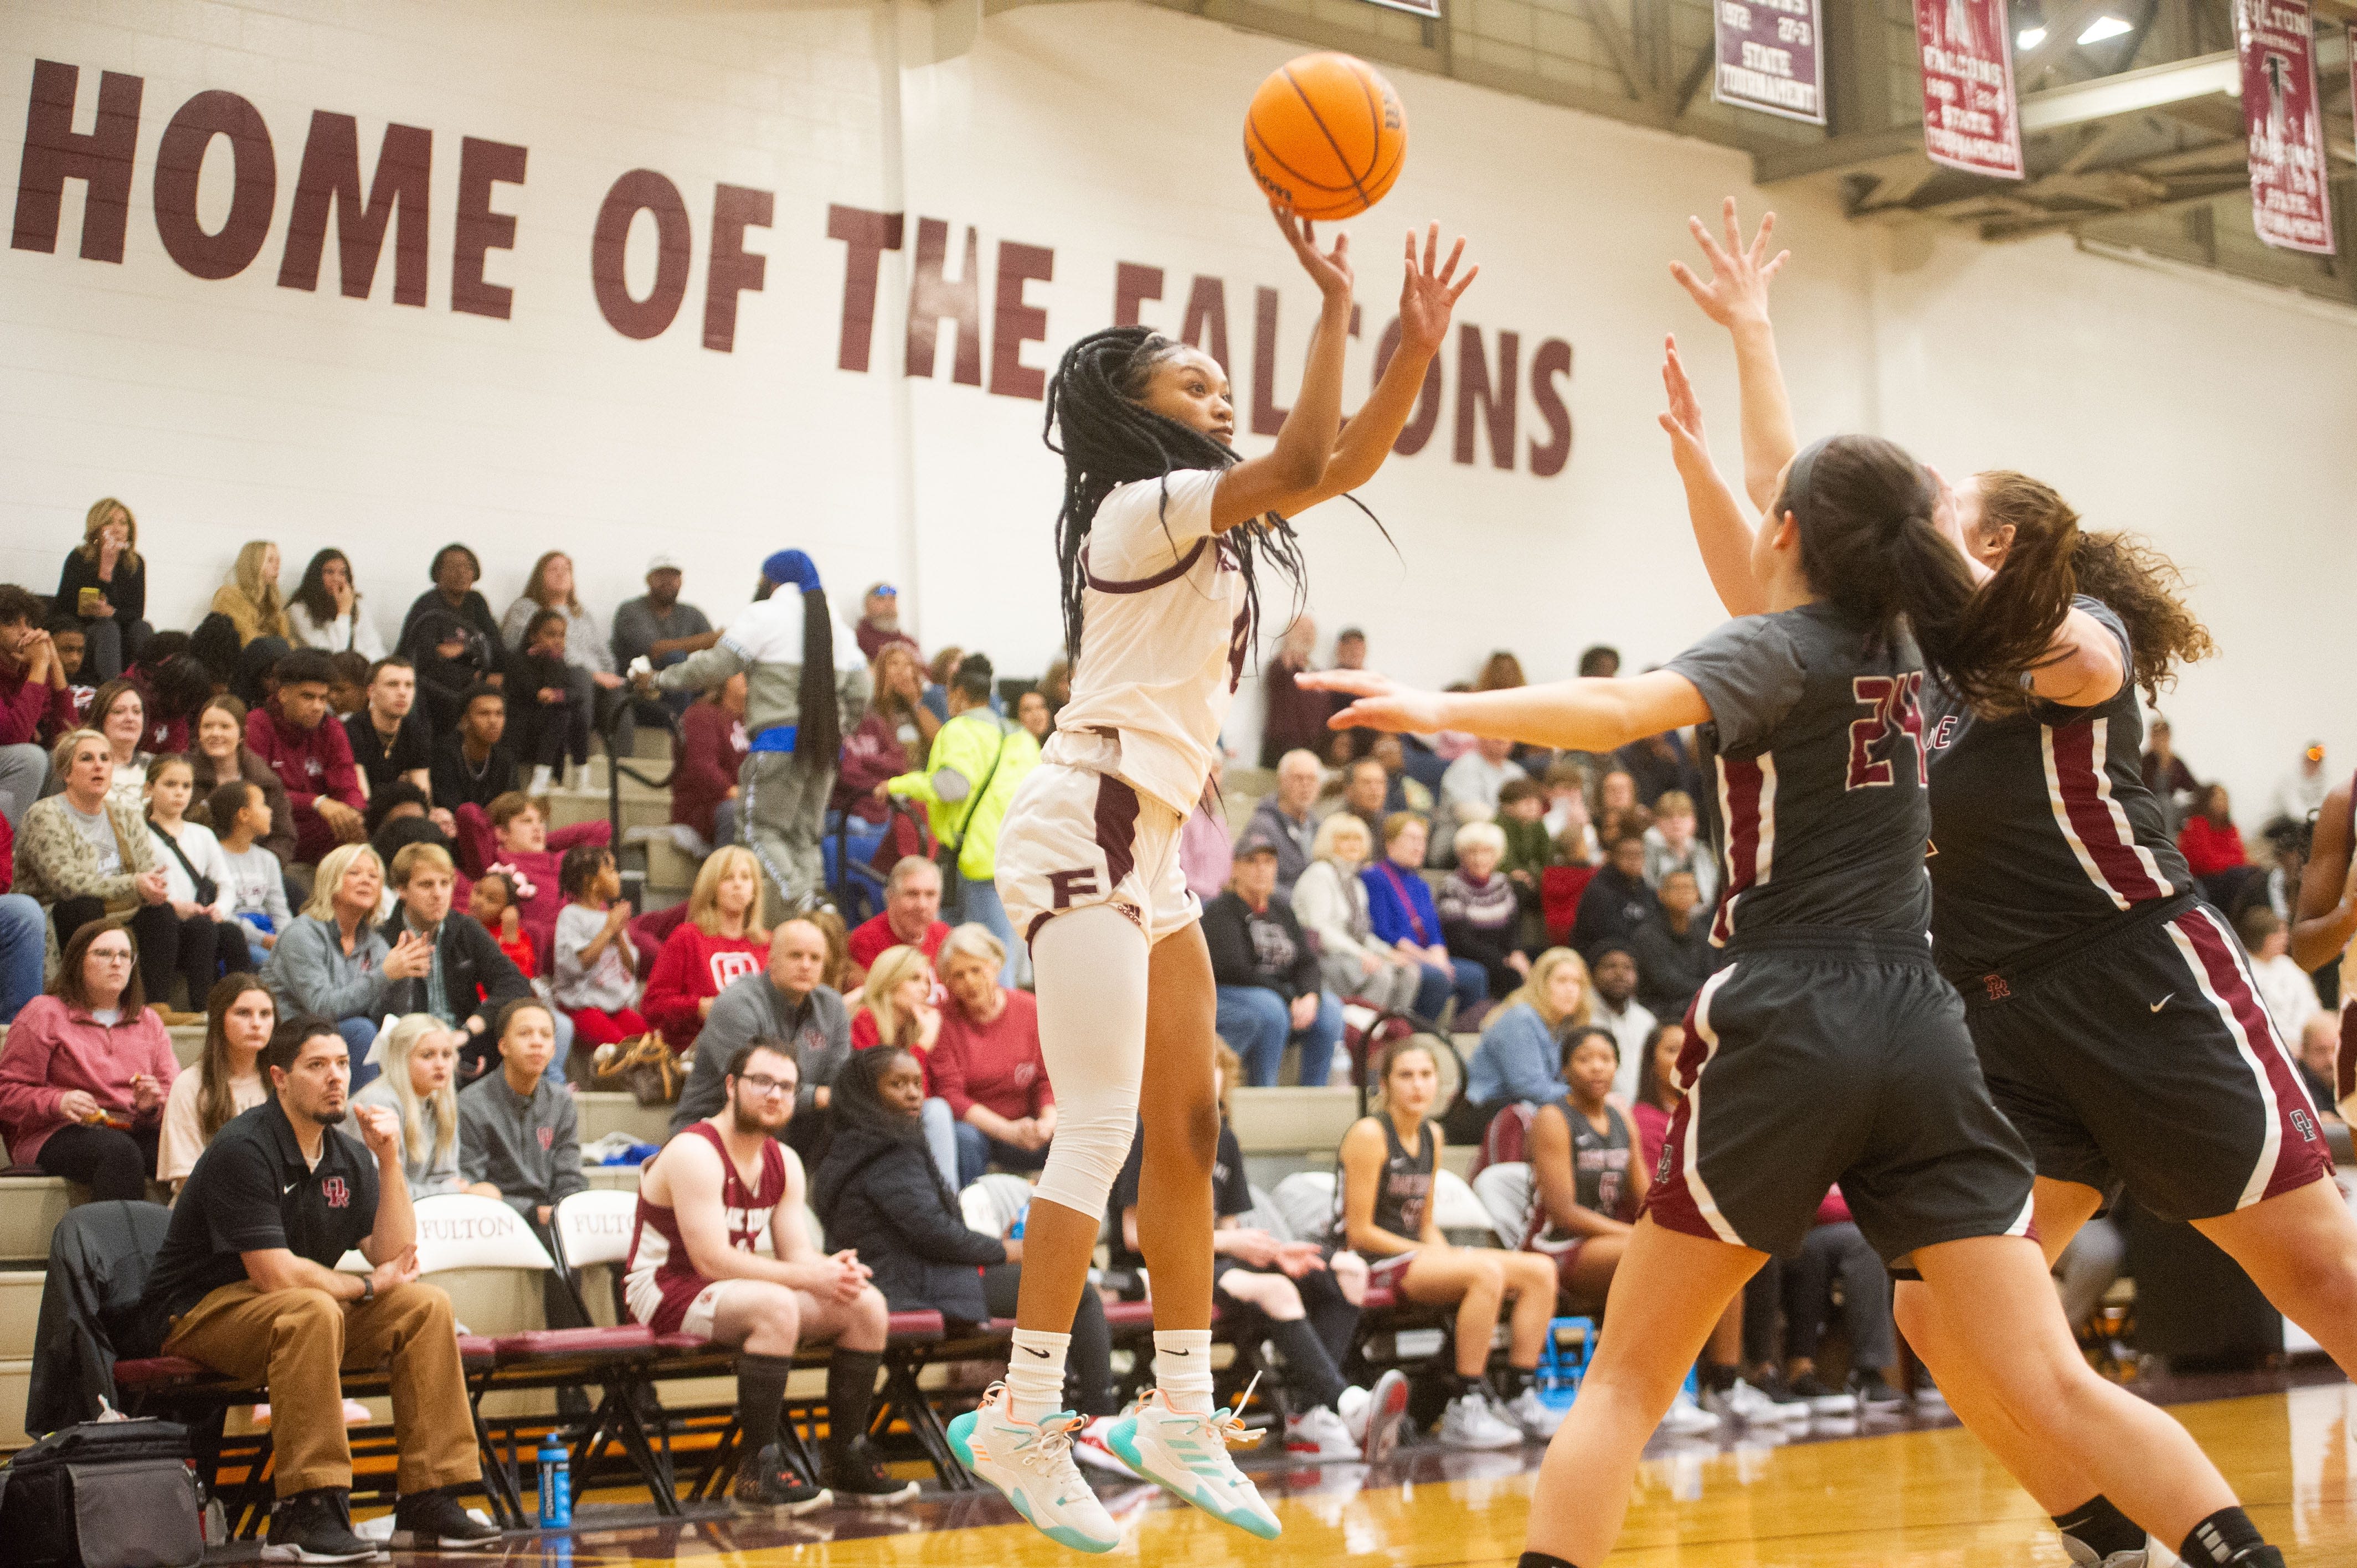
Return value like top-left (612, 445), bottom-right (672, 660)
top-left (1013, 1062), bottom-right (1037, 1087)
top-left (322, 1177), bottom-right (351, 1209)
top-left (798, 1027), bottom-right (828, 1058)
top-left (2292, 1108), bottom-right (2319, 1144)
top-left (305, 758), bottom-right (325, 778)
top-left (711, 951), bottom-right (761, 989)
top-left (1983, 974), bottom-right (2011, 1002)
top-left (537, 1126), bottom-right (555, 1151)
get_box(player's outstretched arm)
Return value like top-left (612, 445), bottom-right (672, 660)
top-left (1212, 208), bottom-right (1356, 533)
top-left (1670, 197), bottom-right (1794, 512)
top-left (1661, 337), bottom-right (1766, 618)
top-left (1302, 666), bottom-right (1710, 756)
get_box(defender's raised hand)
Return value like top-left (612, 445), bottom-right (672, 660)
top-left (1396, 222), bottom-right (1478, 359)
top-left (1656, 336), bottom-right (1710, 472)
top-left (1298, 667), bottom-right (1448, 736)
top-left (1670, 196), bottom-right (1787, 328)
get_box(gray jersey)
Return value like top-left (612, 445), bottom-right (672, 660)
top-left (1666, 604), bottom-right (1932, 947)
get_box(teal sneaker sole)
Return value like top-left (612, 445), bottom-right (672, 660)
top-left (1105, 1416), bottom-right (1282, 1541)
top-left (948, 1410), bottom-right (1121, 1554)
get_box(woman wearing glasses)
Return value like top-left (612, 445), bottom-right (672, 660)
top-left (0, 918), bottom-right (179, 1200)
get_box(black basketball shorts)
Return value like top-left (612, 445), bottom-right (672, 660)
top-left (1963, 894), bottom-right (2332, 1224)
top-left (1643, 927), bottom-right (2036, 1264)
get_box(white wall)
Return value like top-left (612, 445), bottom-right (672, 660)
top-left (1, 0), bottom-right (2348, 814)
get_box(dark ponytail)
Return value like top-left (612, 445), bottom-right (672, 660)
top-left (1780, 436), bottom-right (2070, 711)
top-left (1972, 471), bottom-right (2216, 704)
top-left (1044, 327), bottom-right (1308, 679)
top-left (795, 587), bottom-right (841, 764)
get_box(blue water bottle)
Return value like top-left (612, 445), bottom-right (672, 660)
top-left (537, 1436), bottom-right (572, 1527)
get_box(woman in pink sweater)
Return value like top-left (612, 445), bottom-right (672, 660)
top-left (930, 923), bottom-right (1055, 1179)
top-left (0, 919), bottom-right (178, 1198)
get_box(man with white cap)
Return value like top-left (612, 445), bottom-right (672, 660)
top-left (637, 551), bottom-right (868, 914)
top-left (612, 554), bottom-right (717, 720)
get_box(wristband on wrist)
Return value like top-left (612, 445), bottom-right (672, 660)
top-left (359, 1275), bottom-right (375, 1304)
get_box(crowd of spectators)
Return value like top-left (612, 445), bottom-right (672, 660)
top-left (2, 503), bottom-right (2350, 1536)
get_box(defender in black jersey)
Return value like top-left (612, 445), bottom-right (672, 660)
top-left (1669, 197), bottom-right (2292, 1568)
top-left (2292, 768), bottom-right (2357, 1115)
top-left (1308, 369), bottom-right (2278, 1568)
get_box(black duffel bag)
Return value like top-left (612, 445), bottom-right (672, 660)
top-left (0, 1418), bottom-right (204, 1568)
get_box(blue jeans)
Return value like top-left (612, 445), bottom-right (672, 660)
top-left (1215, 984), bottom-right (1345, 1088)
top-left (922, 1097), bottom-right (964, 1192)
top-left (958, 875), bottom-right (1021, 985)
top-left (0, 894), bottom-right (44, 1024)
top-left (1411, 958), bottom-right (1488, 1022)
top-left (950, 1117), bottom-right (1049, 1185)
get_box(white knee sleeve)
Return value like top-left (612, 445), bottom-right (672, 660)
top-left (1030, 906), bottom-right (1149, 1219)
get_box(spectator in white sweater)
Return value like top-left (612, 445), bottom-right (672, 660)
top-left (2236, 906), bottom-right (2320, 1045)
top-left (1435, 736), bottom-right (1525, 866)
top-left (1291, 812), bottom-right (1423, 1015)
top-left (1640, 790), bottom-right (1717, 906)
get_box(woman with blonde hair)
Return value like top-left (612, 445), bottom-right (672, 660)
top-left (1292, 812), bottom-right (1423, 1015)
top-left (1457, 946), bottom-right (1593, 1141)
top-left (641, 844), bottom-right (771, 1053)
top-left (351, 1013), bottom-right (468, 1195)
top-left (259, 841), bottom-right (431, 1088)
top-left (209, 541), bottom-right (292, 648)
top-left (56, 497), bottom-right (148, 680)
top-left (852, 943), bottom-right (941, 1054)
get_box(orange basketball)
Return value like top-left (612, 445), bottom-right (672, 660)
top-left (1244, 53), bottom-right (1407, 221)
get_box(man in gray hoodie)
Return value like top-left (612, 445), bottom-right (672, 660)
top-left (671, 917), bottom-right (848, 1160)
top-left (639, 549), bottom-right (868, 915)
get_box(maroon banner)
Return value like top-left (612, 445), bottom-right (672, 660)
top-left (2236, 0), bottom-right (2334, 254)
top-left (1914, 0), bottom-right (2025, 179)
top-left (1713, 0), bottom-right (1826, 124)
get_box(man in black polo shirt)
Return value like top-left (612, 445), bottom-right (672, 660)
top-left (141, 1015), bottom-right (501, 1560)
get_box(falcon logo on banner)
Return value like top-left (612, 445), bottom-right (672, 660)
top-left (1714, 0), bottom-right (1828, 124)
top-left (1915, 0), bottom-right (2025, 178)
top-left (2236, 0), bottom-right (2334, 254)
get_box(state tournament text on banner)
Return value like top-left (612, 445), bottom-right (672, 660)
top-left (2236, 0), bottom-right (2334, 255)
top-left (1713, 0), bottom-right (1827, 124)
top-left (1914, 0), bottom-right (2025, 178)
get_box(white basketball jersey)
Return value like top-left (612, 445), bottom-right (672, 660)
top-left (1049, 468), bottom-right (1244, 816)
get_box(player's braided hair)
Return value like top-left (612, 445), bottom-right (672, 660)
top-left (1045, 327), bottom-right (1309, 678)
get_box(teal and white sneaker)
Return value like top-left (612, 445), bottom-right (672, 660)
top-left (1106, 1388), bottom-right (1282, 1540)
top-left (946, 1385), bottom-right (1123, 1554)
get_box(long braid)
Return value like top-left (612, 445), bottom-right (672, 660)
top-left (1045, 326), bottom-right (1316, 677)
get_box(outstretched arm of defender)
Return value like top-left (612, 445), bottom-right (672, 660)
top-left (1670, 197), bottom-right (1794, 512)
top-left (1302, 667), bottom-right (1711, 756)
top-left (1661, 338), bottom-right (1767, 618)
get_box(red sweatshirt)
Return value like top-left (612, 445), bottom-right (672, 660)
top-left (0, 659), bottom-right (75, 747)
top-left (483, 819), bottom-right (611, 966)
top-left (930, 989), bottom-right (1053, 1122)
top-left (2176, 816), bottom-right (2247, 878)
top-left (671, 702), bottom-right (747, 842)
top-left (246, 704), bottom-right (364, 862)
top-left (641, 925), bottom-right (770, 1051)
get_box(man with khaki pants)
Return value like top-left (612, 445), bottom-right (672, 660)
top-left (137, 1014), bottom-right (501, 1560)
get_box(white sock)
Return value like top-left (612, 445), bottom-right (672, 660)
top-left (1154, 1329), bottom-right (1215, 1414)
top-left (1007, 1328), bottom-right (1071, 1425)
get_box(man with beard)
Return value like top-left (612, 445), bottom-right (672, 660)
top-left (624, 1038), bottom-right (909, 1513)
top-left (611, 555), bottom-right (716, 720)
top-left (853, 581), bottom-right (918, 663)
top-left (136, 1015), bottom-right (500, 1559)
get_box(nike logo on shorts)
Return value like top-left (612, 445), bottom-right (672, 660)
top-left (2150, 994), bottom-right (2174, 1012)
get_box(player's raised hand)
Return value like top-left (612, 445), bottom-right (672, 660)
top-left (1298, 668), bottom-right (1448, 735)
top-left (1656, 336), bottom-right (1714, 477)
top-left (1669, 196), bottom-right (1787, 329)
top-left (1273, 205), bottom-right (1354, 302)
top-left (1396, 223), bottom-right (1477, 359)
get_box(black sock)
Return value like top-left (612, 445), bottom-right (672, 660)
top-left (2181, 1506), bottom-right (2266, 1566)
top-left (736, 1352), bottom-right (794, 1472)
top-left (1698, 1361), bottom-right (1739, 1394)
top-left (826, 1348), bottom-right (884, 1462)
top-left (1500, 1364), bottom-right (1537, 1397)
top-left (2053, 1495), bottom-right (2144, 1560)
top-left (1517, 1554), bottom-right (1583, 1568)
top-left (1264, 1318), bottom-right (1349, 1412)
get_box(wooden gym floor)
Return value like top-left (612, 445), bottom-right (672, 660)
top-left (443, 1369), bottom-right (2357, 1567)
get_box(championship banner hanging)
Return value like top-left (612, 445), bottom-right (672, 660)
top-left (1713, 0), bottom-right (1827, 124)
top-left (2235, 0), bottom-right (2334, 254)
top-left (1913, 0), bottom-right (2025, 178)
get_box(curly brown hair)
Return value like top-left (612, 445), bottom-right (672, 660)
top-left (1972, 471), bottom-right (2216, 704)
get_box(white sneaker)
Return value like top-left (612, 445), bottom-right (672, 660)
top-left (1107, 1389), bottom-right (1282, 1539)
top-left (1339, 1369), bottom-right (1411, 1464)
top-left (946, 1386), bottom-right (1123, 1554)
top-left (526, 764), bottom-right (554, 798)
top-left (1435, 1389), bottom-right (1524, 1450)
top-left (1071, 1417), bottom-right (1136, 1477)
top-left (1658, 1391), bottom-right (1725, 1436)
top-left (1706, 1378), bottom-right (1808, 1425)
top-left (1284, 1403), bottom-right (1361, 1462)
top-left (2060, 1541), bottom-right (2149, 1568)
top-left (1502, 1385), bottom-right (1567, 1439)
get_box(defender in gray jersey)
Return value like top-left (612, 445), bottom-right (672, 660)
top-left (1307, 342), bottom-right (2283, 1568)
top-left (1672, 198), bottom-right (2292, 1568)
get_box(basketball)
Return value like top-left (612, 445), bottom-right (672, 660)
top-left (1244, 52), bottom-right (1407, 221)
